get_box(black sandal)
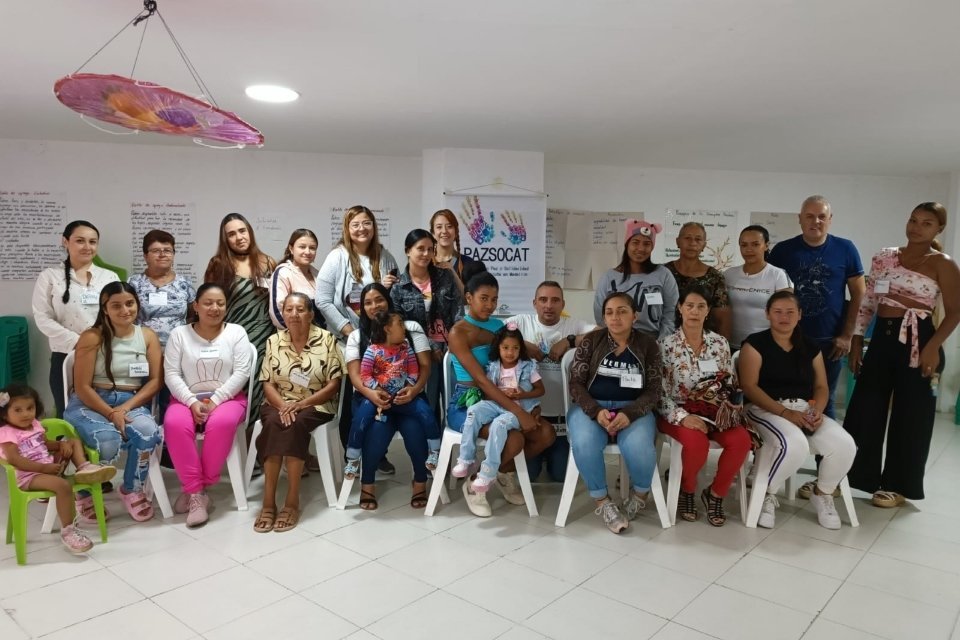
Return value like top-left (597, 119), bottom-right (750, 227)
top-left (701, 488), bottom-right (726, 527)
top-left (359, 489), bottom-right (378, 511)
top-left (411, 482), bottom-right (428, 509)
top-left (678, 490), bottom-right (699, 522)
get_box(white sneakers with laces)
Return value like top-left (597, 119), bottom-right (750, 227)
top-left (496, 472), bottom-right (525, 505)
top-left (758, 494), bottom-right (779, 529)
top-left (595, 499), bottom-right (629, 534)
top-left (809, 491), bottom-right (841, 529)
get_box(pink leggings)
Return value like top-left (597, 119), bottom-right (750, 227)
top-left (164, 395), bottom-right (248, 494)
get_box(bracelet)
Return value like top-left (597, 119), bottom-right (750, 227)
top-left (779, 407), bottom-right (788, 417)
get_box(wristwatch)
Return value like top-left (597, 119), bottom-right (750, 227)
top-left (566, 334), bottom-right (576, 348)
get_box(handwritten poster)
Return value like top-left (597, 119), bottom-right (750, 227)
top-left (546, 209), bottom-right (642, 289)
top-left (749, 211), bottom-right (797, 251)
top-left (129, 202), bottom-right (199, 283)
top-left (0, 190), bottom-right (67, 280)
top-left (663, 209), bottom-right (738, 269)
top-left (329, 207), bottom-right (392, 250)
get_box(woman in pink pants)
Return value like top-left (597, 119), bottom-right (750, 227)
top-left (163, 283), bottom-right (254, 527)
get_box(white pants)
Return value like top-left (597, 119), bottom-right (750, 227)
top-left (746, 401), bottom-right (856, 494)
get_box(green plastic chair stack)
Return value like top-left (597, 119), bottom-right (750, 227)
top-left (2, 418), bottom-right (108, 565)
top-left (92, 254), bottom-right (128, 283)
top-left (0, 316), bottom-right (29, 389)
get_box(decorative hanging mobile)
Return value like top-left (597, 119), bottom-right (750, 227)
top-left (54, 0), bottom-right (263, 148)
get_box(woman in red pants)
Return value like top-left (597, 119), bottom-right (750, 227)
top-left (657, 285), bottom-right (753, 526)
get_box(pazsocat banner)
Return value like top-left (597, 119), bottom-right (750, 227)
top-left (444, 194), bottom-right (545, 316)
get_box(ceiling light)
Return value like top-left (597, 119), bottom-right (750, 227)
top-left (245, 85), bottom-right (299, 103)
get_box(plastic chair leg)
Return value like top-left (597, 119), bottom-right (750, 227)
top-left (426, 430), bottom-right (458, 516)
top-left (554, 449), bottom-right (580, 527)
top-left (147, 449), bottom-right (173, 519)
top-left (244, 420), bottom-right (264, 491)
top-left (667, 439), bottom-right (683, 526)
top-left (649, 465), bottom-right (671, 529)
top-left (839, 476), bottom-right (860, 527)
top-left (311, 425), bottom-right (338, 508)
top-left (41, 497), bottom-right (59, 533)
top-left (225, 429), bottom-right (249, 511)
top-left (745, 448), bottom-right (774, 528)
top-left (513, 453), bottom-right (538, 517)
top-left (11, 495), bottom-right (29, 565)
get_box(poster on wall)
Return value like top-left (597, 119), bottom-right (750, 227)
top-left (663, 209), bottom-right (738, 269)
top-left (546, 209), bottom-right (643, 290)
top-left (0, 190), bottom-right (67, 280)
top-left (130, 202), bottom-right (199, 283)
top-left (444, 194), bottom-right (545, 315)
top-left (329, 207), bottom-right (391, 250)
top-left (749, 211), bottom-right (798, 251)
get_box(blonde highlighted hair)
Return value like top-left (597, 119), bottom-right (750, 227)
top-left (339, 205), bottom-right (384, 282)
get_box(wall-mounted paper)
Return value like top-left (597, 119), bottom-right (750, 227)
top-left (663, 209), bottom-right (738, 269)
top-left (0, 190), bottom-right (67, 280)
top-left (130, 202), bottom-right (198, 283)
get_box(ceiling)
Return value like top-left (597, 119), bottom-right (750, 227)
top-left (2, 1), bottom-right (959, 175)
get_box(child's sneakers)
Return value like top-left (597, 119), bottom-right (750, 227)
top-left (73, 462), bottom-right (117, 485)
top-left (471, 474), bottom-right (496, 494)
top-left (451, 459), bottom-right (478, 478)
top-left (343, 458), bottom-right (361, 480)
top-left (61, 521), bottom-right (93, 554)
top-left (426, 450), bottom-right (440, 471)
top-left (74, 494), bottom-right (110, 525)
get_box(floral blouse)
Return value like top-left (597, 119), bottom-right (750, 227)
top-left (128, 273), bottom-right (197, 348)
top-left (665, 263), bottom-right (730, 334)
top-left (259, 325), bottom-right (345, 414)
top-left (657, 328), bottom-right (734, 424)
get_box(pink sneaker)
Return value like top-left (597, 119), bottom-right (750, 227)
top-left (175, 492), bottom-right (209, 515)
top-left (73, 462), bottom-right (117, 485)
top-left (185, 493), bottom-right (209, 528)
top-left (74, 495), bottom-right (110, 525)
top-left (451, 460), bottom-right (478, 478)
top-left (471, 475), bottom-right (496, 494)
top-left (60, 523), bottom-right (93, 554)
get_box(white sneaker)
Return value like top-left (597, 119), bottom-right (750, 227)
top-left (622, 491), bottom-right (648, 521)
top-left (451, 459), bottom-right (478, 478)
top-left (496, 472), bottom-right (525, 505)
top-left (758, 494), bottom-right (779, 529)
top-left (810, 492), bottom-right (841, 529)
top-left (462, 481), bottom-right (492, 517)
top-left (595, 500), bottom-right (629, 534)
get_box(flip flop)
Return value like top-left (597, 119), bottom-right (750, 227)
top-left (359, 489), bottom-right (378, 511)
top-left (254, 507), bottom-right (276, 532)
top-left (274, 506), bottom-right (300, 532)
top-left (411, 482), bottom-right (428, 509)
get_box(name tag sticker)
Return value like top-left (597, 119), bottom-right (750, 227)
top-left (644, 291), bottom-right (663, 305)
top-left (290, 369), bottom-right (311, 388)
top-left (620, 373), bottom-right (644, 388)
top-left (128, 362), bottom-right (149, 377)
top-left (80, 291), bottom-right (99, 305)
top-left (348, 284), bottom-right (362, 304)
top-left (699, 359), bottom-right (719, 375)
top-left (874, 280), bottom-right (890, 294)
top-left (148, 292), bottom-right (168, 306)
top-left (198, 346), bottom-right (220, 358)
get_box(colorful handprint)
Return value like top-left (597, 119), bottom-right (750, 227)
top-left (500, 211), bottom-right (527, 245)
top-left (459, 195), bottom-right (496, 245)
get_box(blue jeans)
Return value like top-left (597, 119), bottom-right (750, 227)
top-left (358, 408), bottom-right (431, 484)
top-left (64, 389), bottom-right (163, 492)
top-left (526, 435), bottom-right (569, 482)
top-left (816, 339), bottom-right (842, 420)
top-left (349, 395), bottom-right (440, 473)
top-left (567, 401), bottom-right (657, 499)
top-left (459, 400), bottom-right (530, 481)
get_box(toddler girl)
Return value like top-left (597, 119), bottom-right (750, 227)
top-left (0, 384), bottom-right (116, 553)
top-left (452, 323), bottom-right (544, 492)
top-left (344, 311), bottom-right (440, 477)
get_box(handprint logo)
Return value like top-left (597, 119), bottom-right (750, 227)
top-left (459, 195), bottom-right (495, 245)
top-left (500, 211), bottom-right (527, 245)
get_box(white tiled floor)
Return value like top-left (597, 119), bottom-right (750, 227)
top-left (3, 414), bottom-right (960, 639)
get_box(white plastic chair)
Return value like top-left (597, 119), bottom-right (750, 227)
top-left (660, 435), bottom-right (750, 526)
top-left (245, 375), bottom-right (346, 508)
top-left (554, 349), bottom-right (671, 528)
top-left (425, 351), bottom-right (538, 517)
top-left (56, 350), bottom-right (173, 523)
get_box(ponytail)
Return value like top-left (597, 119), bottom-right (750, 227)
top-left (62, 258), bottom-right (72, 304)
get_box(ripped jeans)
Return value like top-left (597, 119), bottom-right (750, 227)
top-left (64, 389), bottom-right (163, 492)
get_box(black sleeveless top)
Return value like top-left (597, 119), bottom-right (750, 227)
top-left (744, 329), bottom-right (818, 400)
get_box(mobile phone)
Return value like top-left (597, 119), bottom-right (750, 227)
top-left (388, 268), bottom-right (398, 277)
top-left (196, 391), bottom-right (214, 402)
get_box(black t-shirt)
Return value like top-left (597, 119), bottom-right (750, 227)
top-left (589, 348), bottom-right (644, 402)
top-left (744, 329), bottom-right (818, 400)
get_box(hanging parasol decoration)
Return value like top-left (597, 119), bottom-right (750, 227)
top-left (53, 0), bottom-right (263, 148)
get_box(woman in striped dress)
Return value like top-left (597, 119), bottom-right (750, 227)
top-left (204, 213), bottom-right (277, 423)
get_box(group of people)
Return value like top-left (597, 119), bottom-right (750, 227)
top-left (0, 195), bottom-right (954, 553)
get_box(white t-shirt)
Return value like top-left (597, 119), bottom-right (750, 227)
top-left (505, 314), bottom-right (596, 361)
top-left (723, 263), bottom-right (793, 348)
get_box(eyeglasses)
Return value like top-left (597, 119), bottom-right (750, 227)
top-left (147, 248), bottom-right (175, 256)
top-left (348, 221), bottom-right (374, 230)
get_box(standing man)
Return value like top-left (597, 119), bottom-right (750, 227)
top-left (507, 281), bottom-right (595, 482)
top-left (769, 195), bottom-right (866, 419)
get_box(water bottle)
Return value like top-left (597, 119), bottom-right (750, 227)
top-left (930, 373), bottom-right (939, 398)
top-left (804, 400), bottom-right (818, 422)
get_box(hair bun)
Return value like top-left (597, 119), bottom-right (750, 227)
top-left (506, 322), bottom-right (518, 330)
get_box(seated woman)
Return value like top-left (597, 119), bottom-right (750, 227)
top-left (163, 283), bottom-right (254, 528)
top-left (447, 272), bottom-right (556, 517)
top-left (254, 293), bottom-right (343, 533)
top-left (739, 290), bottom-right (857, 530)
top-left (568, 292), bottom-right (663, 534)
top-left (345, 283), bottom-right (435, 510)
top-left (64, 282), bottom-right (164, 523)
top-left (657, 286), bottom-right (753, 526)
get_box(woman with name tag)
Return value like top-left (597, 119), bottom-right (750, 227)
top-left (665, 222), bottom-right (732, 340)
top-left (32, 220), bottom-right (119, 418)
top-left (269, 228), bottom-right (321, 330)
top-left (253, 293), bottom-right (343, 533)
top-left (594, 220), bottom-right (679, 339)
top-left (205, 214), bottom-right (276, 426)
top-left (163, 283), bottom-right (253, 527)
top-left (844, 203), bottom-right (960, 509)
top-left (723, 225), bottom-right (792, 350)
top-left (64, 282), bottom-right (164, 522)
top-left (739, 291), bottom-right (856, 530)
top-left (657, 286), bottom-right (753, 526)
top-left (568, 291), bottom-right (663, 534)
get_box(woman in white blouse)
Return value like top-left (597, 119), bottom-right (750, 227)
top-left (163, 283), bottom-right (253, 527)
top-left (32, 220), bottom-right (119, 417)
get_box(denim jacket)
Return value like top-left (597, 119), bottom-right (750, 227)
top-left (486, 358), bottom-right (540, 412)
top-left (390, 266), bottom-right (464, 350)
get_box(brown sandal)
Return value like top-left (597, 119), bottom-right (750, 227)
top-left (253, 507), bottom-right (276, 533)
top-left (274, 507), bottom-right (300, 532)
top-left (359, 489), bottom-right (378, 511)
top-left (411, 482), bottom-right (427, 509)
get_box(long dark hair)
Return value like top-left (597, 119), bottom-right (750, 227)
top-left (369, 310), bottom-right (404, 345)
top-left (0, 383), bottom-right (45, 425)
top-left (489, 323), bottom-right (531, 363)
top-left (765, 290), bottom-right (806, 356)
top-left (358, 282), bottom-right (395, 355)
top-left (404, 228), bottom-right (441, 327)
top-left (204, 213), bottom-right (274, 293)
top-left (280, 228), bottom-right (318, 264)
top-left (92, 281), bottom-right (141, 388)
top-left (615, 237), bottom-right (657, 282)
top-left (61, 220), bottom-right (100, 304)
top-left (740, 224), bottom-right (771, 261)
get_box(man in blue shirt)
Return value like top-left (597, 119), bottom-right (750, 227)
top-left (769, 195), bottom-right (865, 419)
